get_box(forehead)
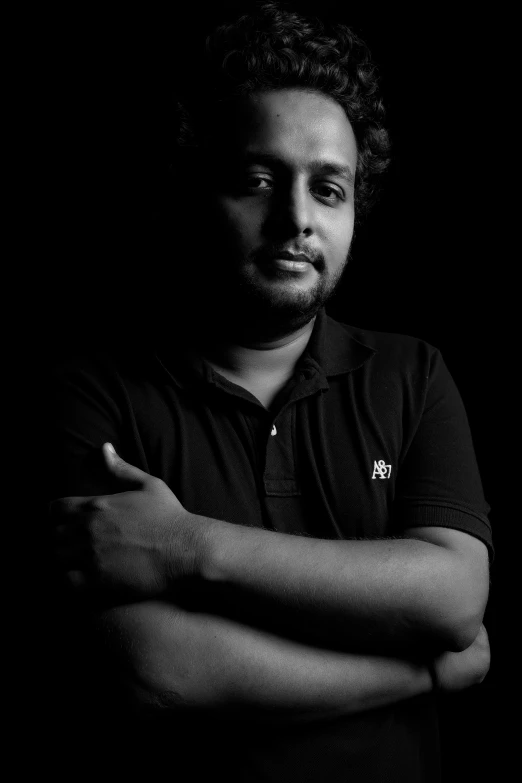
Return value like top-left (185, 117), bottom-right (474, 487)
top-left (226, 89), bottom-right (357, 173)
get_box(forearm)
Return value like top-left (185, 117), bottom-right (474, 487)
top-left (195, 518), bottom-right (475, 654)
top-left (54, 442), bottom-right (484, 656)
top-left (100, 600), bottom-right (433, 722)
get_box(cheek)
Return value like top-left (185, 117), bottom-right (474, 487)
top-left (214, 199), bottom-right (264, 244)
top-left (326, 214), bottom-right (354, 265)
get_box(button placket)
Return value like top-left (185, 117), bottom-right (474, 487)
top-left (263, 407), bottom-right (299, 496)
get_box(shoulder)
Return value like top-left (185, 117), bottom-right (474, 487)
top-left (49, 345), bottom-right (158, 387)
top-left (48, 350), bottom-right (122, 400)
top-left (328, 316), bottom-right (441, 375)
top-left (46, 347), bottom-right (166, 419)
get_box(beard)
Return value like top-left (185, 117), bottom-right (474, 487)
top-left (179, 244), bottom-right (350, 344)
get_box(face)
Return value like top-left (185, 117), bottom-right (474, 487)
top-left (191, 89), bottom-right (357, 339)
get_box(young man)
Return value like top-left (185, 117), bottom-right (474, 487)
top-left (48, 3), bottom-right (492, 780)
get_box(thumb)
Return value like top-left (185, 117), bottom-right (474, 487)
top-left (102, 443), bottom-right (149, 487)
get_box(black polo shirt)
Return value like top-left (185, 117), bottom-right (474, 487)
top-left (46, 307), bottom-right (492, 782)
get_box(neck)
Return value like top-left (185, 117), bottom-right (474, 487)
top-left (199, 317), bottom-right (316, 380)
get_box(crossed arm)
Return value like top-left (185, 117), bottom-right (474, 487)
top-left (53, 444), bottom-right (491, 719)
top-left (100, 600), bottom-right (489, 724)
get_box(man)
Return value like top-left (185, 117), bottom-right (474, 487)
top-left (48, 3), bottom-right (492, 781)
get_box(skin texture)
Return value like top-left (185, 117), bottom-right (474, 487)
top-left (55, 445), bottom-right (490, 719)
top-left (100, 602), bottom-right (489, 721)
top-left (205, 89), bottom-right (357, 336)
top-left (54, 444), bottom-right (488, 654)
top-left (190, 88), bottom-right (358, 405)
top-left (171, 89), bottom-right (358, 401)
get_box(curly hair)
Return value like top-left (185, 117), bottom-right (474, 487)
top-left (174, 1), bottom-right (391, 219)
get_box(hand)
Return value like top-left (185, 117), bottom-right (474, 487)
top-left (51, 443), bottom-right (207, 597)
top-left (434, 624), bottom-right (490, 693)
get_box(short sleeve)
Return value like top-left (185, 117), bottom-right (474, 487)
top-left (394, 349), bottom-right (493, 561)
top-left (45, 354), bottom-right (128, 503)
top-left (41, 354), bottom-right (152, 733)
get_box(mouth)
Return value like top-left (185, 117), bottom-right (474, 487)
top-left (275, 251), bottom-right (313, 264)
top-left (269, 257), bottom-right (311, 272)
top-left (259, 250), bottom-right (316, 274)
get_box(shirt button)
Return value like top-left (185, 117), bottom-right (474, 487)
top-left (271, 424), bottom-right (277, 436)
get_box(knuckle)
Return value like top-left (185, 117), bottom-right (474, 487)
top-left (49, 498), bottom-right (71, 517)
top-left (85, 497), bottom-right (108, 513)
top-left (67, 570), bottom-right (87, 589)
top-left (148, 476), bottom-right (164, 492)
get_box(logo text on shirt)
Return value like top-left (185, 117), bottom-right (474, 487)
top-left (372, 460), bottom-right (392, 479)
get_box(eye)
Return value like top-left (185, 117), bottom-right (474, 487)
top-left (245, 175), bottom-right (273, 191)
top-left (313, 183), bottom-right (344, 203)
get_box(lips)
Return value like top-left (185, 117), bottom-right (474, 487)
top-left (264, 255), bottom-right (313, 273)
top-left (263, 250), bottom-right (314, 266)
top-left (275, 251), bottom-right (312, 263)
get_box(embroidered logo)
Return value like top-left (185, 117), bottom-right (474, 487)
top-left (372, 460), bottom-right (392, 479)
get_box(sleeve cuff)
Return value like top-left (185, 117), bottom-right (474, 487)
top-left (397, 502), bottom-right (494, 563)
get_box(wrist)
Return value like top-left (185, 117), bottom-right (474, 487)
top-left (190, 513), bottom-right (233, 582)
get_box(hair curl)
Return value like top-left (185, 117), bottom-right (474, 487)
top-left (174, 2), bottom-right (391, 219)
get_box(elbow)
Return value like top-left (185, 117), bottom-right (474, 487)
top-left (407, 525), bottom-right (490, 652)
top-left (439, 551), bottom-right (490, 652)
top-left (447, 615), bottom-right (483, 652)
top-left (442, 591), bottom-right (488, 652)
top-left (426, 586), bottom-right (488, 653)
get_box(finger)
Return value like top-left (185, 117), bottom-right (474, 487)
top-left (54, 543), bottom-right (91, 571)
top-left (53, 526), bottom-right (95, 574)
top-left (54, 519), bottom-right (92, 546)
top-left (54, 517), bottom-right (93, 549)
top-left (66, 570), bottom-right (88, 589)
top-left (102, 443), bottom-right (150, 487)
top-left (49, 497), bottom-right (91, 516)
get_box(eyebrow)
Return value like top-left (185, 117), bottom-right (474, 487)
top-left (241, 151), bottom-right (355, 186)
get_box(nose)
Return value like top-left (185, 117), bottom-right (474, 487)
top-left (269, 179), bottom-right (314, 238)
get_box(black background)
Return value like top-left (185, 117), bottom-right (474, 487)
top-left (27, 1), bottom-right (505, 777)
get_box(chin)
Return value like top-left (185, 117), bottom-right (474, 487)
top-left (226, 282), bottom-right (329, 337)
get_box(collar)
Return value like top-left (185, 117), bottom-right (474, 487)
top-left (153, 308), bottom-right (377, 391)
top-left (300, 308), bottom-right (377, 378)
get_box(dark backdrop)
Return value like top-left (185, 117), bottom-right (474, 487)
top-left (31, 2), bottom-right (503, 778)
